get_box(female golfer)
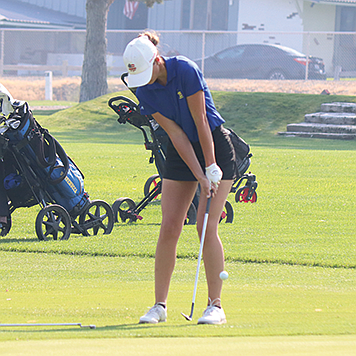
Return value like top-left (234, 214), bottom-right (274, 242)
top-left (123, 31), bottom-right (236, 325)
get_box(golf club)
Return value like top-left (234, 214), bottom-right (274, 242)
top-left (0, 322), bottom-right (96, 329)
top-left (181, 195), bottom-right (212, 321)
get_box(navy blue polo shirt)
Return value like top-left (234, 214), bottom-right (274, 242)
top-left (136, 56), bottom-right (224, 142)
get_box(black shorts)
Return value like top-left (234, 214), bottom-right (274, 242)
top-left (163, 125), bottom-right (236, 181)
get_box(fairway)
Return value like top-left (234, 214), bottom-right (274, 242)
top-left (1, 336), bottom-right (356, 356)
top-left (1, 252), bottom-right (356, 355)
top-left (1, 252), bottom-right (355, 338)
top-left (1, 93), bottom-right (356, 355)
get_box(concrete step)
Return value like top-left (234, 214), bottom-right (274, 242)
top-left (278, 131), bottom-right (356, 140)
top-left (281, 102), bottom-right (356, 140)
top-left (321, 102), bottom-right (356, 113)
top-left (305, 112), bottom-right (356, 125)
top-left (286, 122), bottom-right (356, 134)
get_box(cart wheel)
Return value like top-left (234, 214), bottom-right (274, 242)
top-left (144, 174), bottom-right (161, 199)
top-left (220, 201), bottom-right (234, 223)
top-left (112, 197), bottom-right (136, 223)
top-left (0, 216), bottom-right (12, 237)
top-left (236, 187), bottom-right (257, 203)
top-left (184, 202), bottom-right (197, 225)
top-left (79, 200), bottom-right (114, 236)
top-left (35, 204), bottom-right (71, 241)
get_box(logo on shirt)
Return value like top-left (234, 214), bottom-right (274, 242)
top-left (128, 63), bottom-right (136, 72)
top-left (177, 90), bottom-right (184, 100)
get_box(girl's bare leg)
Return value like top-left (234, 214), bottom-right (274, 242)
top-left (196, 180), bottom-right (233, 306)
top-left (154, 179), bottom-right (198, 304)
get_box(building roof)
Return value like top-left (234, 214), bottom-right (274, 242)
top-left (0, 0), bottom-right (86, 29)
top-left (307, 0), bottom-right (356, 5)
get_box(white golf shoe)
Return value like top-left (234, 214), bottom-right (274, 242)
top-left (197, 304), bottom-right (227, 325)
top-left (139, 303), bottom-right (167, 324)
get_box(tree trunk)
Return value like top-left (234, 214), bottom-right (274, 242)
top-left (79, 0), bottom-right (115, 102)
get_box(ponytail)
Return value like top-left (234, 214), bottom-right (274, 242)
top-left (139, 30), bottom-right (160, 47)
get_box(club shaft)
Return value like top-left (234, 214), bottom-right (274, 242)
top-left (190, 196), bottom-right (212, 317)
top-left (0, 323), bottom-right (94, 328)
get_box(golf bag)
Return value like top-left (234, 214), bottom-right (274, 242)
top-left (227, 128), bottom-right (251, 178)
top-left (0, 84), bottom-right (114, 240)
top-left (4, 104), bottom-right (88, 216)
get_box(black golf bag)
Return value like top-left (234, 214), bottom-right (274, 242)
top-left (0, 87), bottom-right (114, 240)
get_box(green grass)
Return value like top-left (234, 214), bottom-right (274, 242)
top-left (2, 143), bottom-right (355, 269)
top-left (2, 336), bottom-right (356, 356)
top-left (212, 92), bottom-right (356, 136)
top-left (1, 92), bottom-right (356, 353)
top-left (1, 252), bottom-right (355, 340)
top-left (34, 90), bottom-right (356, 140)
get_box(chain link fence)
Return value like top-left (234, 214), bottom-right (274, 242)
top-left (0, 29), bottom-right (355, 99)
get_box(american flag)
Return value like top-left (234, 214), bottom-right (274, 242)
top-left (123, 0), bottom-right (139, 20)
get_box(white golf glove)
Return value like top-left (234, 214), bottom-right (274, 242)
top-left (205, 163), bottom-right (222, 188)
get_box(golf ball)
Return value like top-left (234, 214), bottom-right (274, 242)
top-left (219, 271), bottom-right (229, 280)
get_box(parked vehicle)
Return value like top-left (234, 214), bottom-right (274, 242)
top-left (194, 43), bottom-right (326, 80)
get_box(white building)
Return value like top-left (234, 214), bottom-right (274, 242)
top-left (0, 0), bottom-right (355, 76)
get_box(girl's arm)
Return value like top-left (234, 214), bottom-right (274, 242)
top-left (186, 90), bottom-right (222, 195)
top-left (151, 112), bottom-right (212, 196)
top-left (186, 90), bottom-right (216, 168)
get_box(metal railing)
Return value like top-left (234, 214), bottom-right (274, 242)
top-left (0, 29), bottom-right (355, 80)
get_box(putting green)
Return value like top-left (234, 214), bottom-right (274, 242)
top-left (1, 252), bottom-right (356, 339)
top-left (1, 336), bottom-right (356, 355)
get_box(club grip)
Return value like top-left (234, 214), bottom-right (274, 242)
top-left (205, 196), bottom-right (212, 214)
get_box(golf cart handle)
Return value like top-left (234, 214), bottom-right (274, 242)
top-left (108, 96), bottom-right (138, 113)
top-left (121, 73), bottom-right (129, 87)
top-left (121, 72), bottom-right (138, 95)
top-left (108, 95), bottom-right (139, 124)
top-left (108, 95), bottom-right (151, 144)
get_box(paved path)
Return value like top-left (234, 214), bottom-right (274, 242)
top-left (31, 106), bottom-right (71, 111)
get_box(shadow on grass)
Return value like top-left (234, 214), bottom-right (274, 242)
top-left (100, 323), bottom-right (195, 331)
top-left (32, 109), bottom-right (68, 116)
top-left (0, 323), bottom-right (195, 335)
top-left (114, 222), bottom-right (161, 228)
top-left (49, 130), bottom-right (144, 145)
top-left (36, 127), bottom-right (356, 151)
top-left (246, 135), bottom-right (356, 151)
top-left (0, 238), bottom-right (39, 244)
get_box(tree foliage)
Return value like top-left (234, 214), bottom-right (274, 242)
top-left (136, 0), bottom-right (164, 8)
